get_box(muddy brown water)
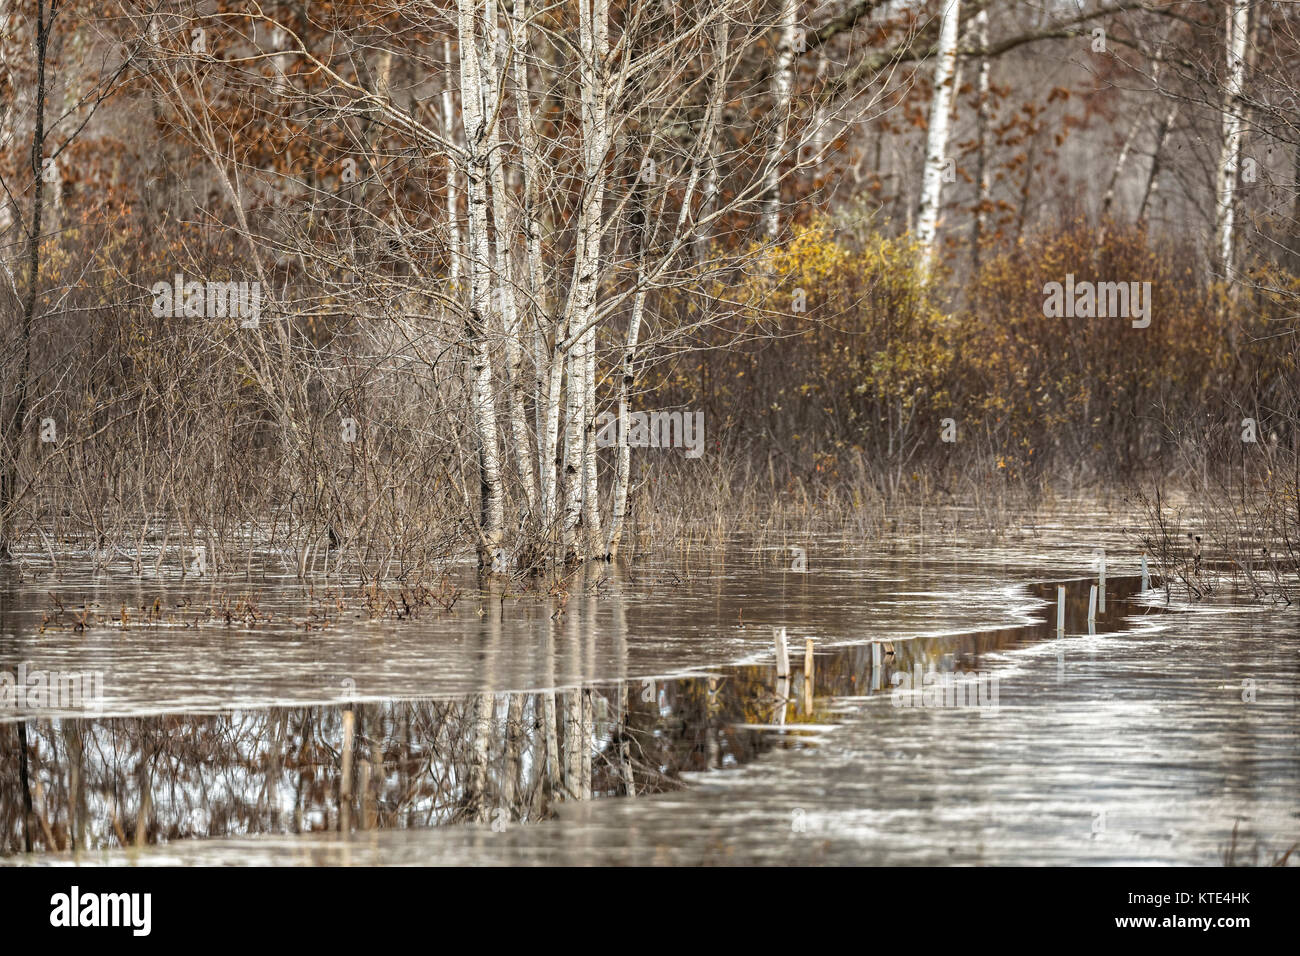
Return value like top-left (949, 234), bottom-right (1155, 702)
top-left (2, 521), bottom-right (1298, 865)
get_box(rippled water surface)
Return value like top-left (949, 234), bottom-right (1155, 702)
top-left (3, 507), bottom-right (1297, 865)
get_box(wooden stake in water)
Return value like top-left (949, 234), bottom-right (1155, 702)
top-left (1057, 586), bottom-right (1066, 632)
top-left (1140, 552), bottom-right (1149, 591)
top-left (1097, 549), bottom-right (1106, 614)
top-left (1087, 584), bottom-right (1098, 623)
top-left (773, 628), bottom-right (791, 724)
top-left (774, 627), bottom-right (790, 680)
top-left (803, 638), bottom-right (815, 714)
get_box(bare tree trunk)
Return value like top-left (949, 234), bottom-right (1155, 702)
top-left (916, 0), bottom-right (962, 274)
top-left (2, 0), bottom-right (49, 556)
top-left (1100, 115), bottom-right (1142, 225)
top-left (604, 188), bottom-right (647, 561)
top-left (1289, 139), bottom-right (1300, 273)
top-left (509, 0), bottom-right (549, 522)
top-left (517, 8), bottom-right (566, 550)
top-left (560, 0), bottom-right (611, 562)
top-left (457, 0), bottom-right (506, 565)
top-left (694, 20), bottom-right (730, 266)
top-left (578, 0), bottom-right (609, 559)
top-left (442, 39), bottom-right (463, 285)
top-left (1137, 99), bottom-right (1180, 223)
top-left (762, 0), bottom-right (799, 239)
top-left (542, 331), bottom-right (567, 550)
top-left (697, 16), bottom-right (725, 266)
top-left (561, 340), bottom-right (585, 561)
top-left (1215, 0), bottom-right (1250, 277)
top-left (486, 0), bottom-right (538, 520)
top-left (969, 9), bottom-right (991, 276)
top-left (581, 329), bottom-right (601, 555)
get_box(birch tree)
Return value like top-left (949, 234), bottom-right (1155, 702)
top-left (88, 0), bottom-right (901, 573)
top-left (1214, 0), bottom-right (1250, 277)
top-left (456, 0), bottom-right (507, 564)
top-left (915, 0), bottom-right (962, 275)
top-left (763, 0), bottom-right (801, 238)
top-left (441, 38), bottom-right (463, 285)
top-left (968, 7), bottom-right (992, 275)
top-left (484, 0), bottom-right (537, 519)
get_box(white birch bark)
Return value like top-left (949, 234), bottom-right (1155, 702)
top-left (457, 0), bottom-right (506, 563)
top-left (442, 39), bottom-right (462, 285)
top-left (696, 17), bottom-right (729, 267)
top-left (508, 0), bottom-right (549, 519)
top-left (542, 331), bottom-right (567, 546)
top-left (915, 0), bottom-right (962, 274)
top-left (559, 0), bottom-right (610, 562)
top-left (485, 0), bottom-right (538, 519)
top-left (582, 325), bottom-right (601, 555)
top-left (1214, 0), bottom-right (1250, 276)
top-left (561, 335), bottom-right (585, 560)
top-left (604, 192), bottom-right (647, 561)
top-left (762, 0), bottom-right (799, 239)
top-left (506, 0), bottom-right (563, 542)
top-left (969, 9), bottom-right (991, 274)
top-left (580, 0), bottom-right (609, 558)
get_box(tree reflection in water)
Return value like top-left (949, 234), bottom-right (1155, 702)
top-left (1, 577), bottom-right (1134, 856)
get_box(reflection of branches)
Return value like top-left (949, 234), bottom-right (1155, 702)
top-left (0, 657), bottom-right (794, 854)
top-left (3, 616), bottom-right (1086, 856)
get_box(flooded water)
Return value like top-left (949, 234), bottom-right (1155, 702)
top-left (3, 509), bottom-right (1298, 865)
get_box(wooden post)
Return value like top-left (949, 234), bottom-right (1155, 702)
top-left (803, 638), bottom-right (814, 714)
top-left (774, 627), bottom-right (790, 679)
top-left (1087, 585), bottom-right (1098, 623)
top-left (871, 642), bottom-right (883, 690)
top-left (773, 627), bottom-right (790, 725)
top-left (1140, 553), bottom-right (1149, 591)
top-left (1097, 549), bottom-right (1106, 613)
top-left (1057, 585), bottom-right (1065, 632)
